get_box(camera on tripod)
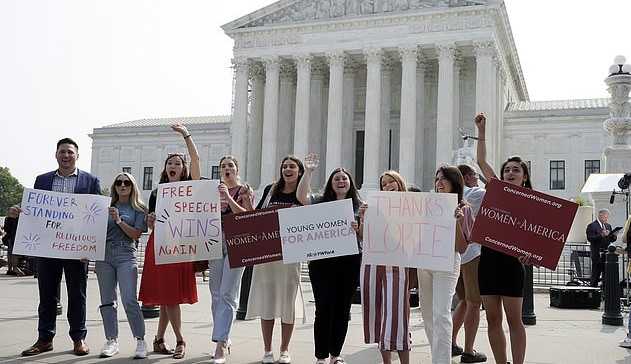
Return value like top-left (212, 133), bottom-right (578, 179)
top-left (619, 172), bottom-right (631, 190)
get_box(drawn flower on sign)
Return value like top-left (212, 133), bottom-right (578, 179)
top-left (81, 203), bottom-right (102, 224)
top-left (204, 238), bottom-right (219, 252)
top-left (20, 233), bottom-right (40, 251)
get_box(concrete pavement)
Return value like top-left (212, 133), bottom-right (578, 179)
top-left (0, 271), bottom-right (630, 364)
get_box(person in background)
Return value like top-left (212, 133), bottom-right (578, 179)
top-left (451, 164), bottom-right (487, 363)
top-left (2, 211), bottom-right (23, 276)
top-left (586, 209), bottom-right (616, 287)
top-left (95, 172), bottom-right (148, 359)
top-left (20, 137), bottom-right (101, 357)
top-left (619, 216), bottom-right (631, 348)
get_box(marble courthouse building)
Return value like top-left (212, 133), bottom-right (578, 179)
top-left (91, 0), bottom-right (613, 204)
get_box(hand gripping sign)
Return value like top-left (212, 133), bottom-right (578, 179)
top-left (361, 191), bottom-right (458, 272)
top-left (14, 188), bottom-right (109, 260)
top-left (153, 180), bottom-right (222, 265)
top-left (470, 179), bottom-right (578, 270)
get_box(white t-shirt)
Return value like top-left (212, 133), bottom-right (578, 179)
top-left (460, 186), bottom-right (485, 264)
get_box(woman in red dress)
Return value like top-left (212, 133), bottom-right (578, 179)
top-left (139, 123), bottom-right (200, 359)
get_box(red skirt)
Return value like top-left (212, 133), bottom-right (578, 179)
top-left (138, 232), bottom-right (198, 305)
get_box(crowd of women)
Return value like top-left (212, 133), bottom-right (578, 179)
top-left (28, 113), bottom-right (531, 364)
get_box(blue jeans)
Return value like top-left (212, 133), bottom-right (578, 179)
top-left (95, 241), bottom-right (145, 339)
top-left (208, 255), bottom-right (244, 342)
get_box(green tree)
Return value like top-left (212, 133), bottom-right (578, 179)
top-left (0, 167), bottom-right (24, 214)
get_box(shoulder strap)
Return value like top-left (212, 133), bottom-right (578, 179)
top-left (256, 184), bottom-right (273, 210)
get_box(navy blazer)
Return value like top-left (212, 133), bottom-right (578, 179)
top-left (586, 220), bottom-right (615, 251)
top-left (34, 169), bottom-right (101, 195)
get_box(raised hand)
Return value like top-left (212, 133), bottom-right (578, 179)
top-left (304, 153), bottom-right (320, 172)
top-left (218, 183), bottom-right (229, 198)
top-left (474, 113), bottom-right (486, 131)
top-left (171, 123), bottom-right (190, 137)
top-left (454, 202), bottom-right (465, 221)
top-left (109, 207), bottom-right (120, 222)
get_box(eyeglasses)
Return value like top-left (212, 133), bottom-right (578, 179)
top-left (114, 180), bottom-right (132, 187)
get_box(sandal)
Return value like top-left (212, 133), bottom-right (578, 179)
top-left (153, 337), bottom-right (174, 355)
top-left (173, 340), bottom-right (186, 359)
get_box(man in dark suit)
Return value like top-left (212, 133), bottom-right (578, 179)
top-left (17, 138), bottom-right (101, 357)
top-left (586, 209), bottom-right (617, 287)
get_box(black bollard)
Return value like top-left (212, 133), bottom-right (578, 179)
top-left (236, 266), bottom-right (253, 320)
top-left (142, 304), bottom-right (160, 319)
top-left (522, 264), bottom-right (536, 325)
top-left (602, 245), bottom-right (623, 325)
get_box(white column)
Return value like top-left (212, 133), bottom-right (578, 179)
top-left (474, 41), bottom-right (498, 167)
top-left (293, 55), bottom-right (311, 159)
top-left (277, 62), bottom-right (295, 162)
top-left (230, 57), bottom-right (250, 168)
top-left (435, 44), bottom-right (456, 168)
top-left (362, 48), bottom-right (383, 190)
top-left (259, 56), bottom-right (280, 187)
top-left (398, 46), bottom-right (418, 182)
top-left (415, 58), bottom-right (426, 189)
top-left (309, 61), bottom-right (327, 185)
top-left (325, 51), bottom-right (346, 174)
top-left (452, 56), bottom-right (462, 153)
top-left (246, 63), bottom-right (264, 188)
top-left (380, 58), bottom-right (393, 172)
top-left (342, 62), bottom-right (357, 171)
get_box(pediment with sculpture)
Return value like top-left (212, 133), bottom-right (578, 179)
top-left (238, 0), bottom-right (488, 29)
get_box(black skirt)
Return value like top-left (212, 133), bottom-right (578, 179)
top-left (478, 246), bottom-right (525, 297)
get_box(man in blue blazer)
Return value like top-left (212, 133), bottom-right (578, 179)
top-left (586, 208), bottom-right (617, 287)
top-left (20, 138), bottom-right (101, 357)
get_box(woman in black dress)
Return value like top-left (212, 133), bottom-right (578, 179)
top-left (475, 113), bottom-right (528, 364)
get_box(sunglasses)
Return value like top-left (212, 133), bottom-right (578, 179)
top-left (114, 180), bottom-right (132, 187)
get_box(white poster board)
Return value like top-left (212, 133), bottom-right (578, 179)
top-left (362, 191), bottom-right (457, 272)
top-left (278, 199), bottom-right (359, 264)
top-left (154, 180), bottom-right (222, 264)
top-left (13, 188), bottom-right (109, 260)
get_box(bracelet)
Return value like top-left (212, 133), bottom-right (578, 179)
top-left (184, 134), bottom-right (191, 139)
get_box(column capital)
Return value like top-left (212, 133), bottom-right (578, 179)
top-left (294, 54), bottom-right (312, 64)
top-left (473, 41), bottom-right (497, 59)
top-left (280, 62), bottom-right (296, 81)
top-left (399, 46), bottom-right (419, 62)
top-left (382, 55), bottom-right (395, 73)
top-left (231, 57), bottom-right (249, 72)
top-left (344, 59), bottom-right (360, 75)
top-left (326, 51), bottom-right (347, 67)
top-left (311, 59), bottom-right (328, 79)
top-left (436, 44), bottom-right (457, 61)
top-left (262, 56), bottom-right (281, 71)
top-left (364, 48), bottom-right (383, 64)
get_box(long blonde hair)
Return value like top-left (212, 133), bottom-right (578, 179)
top-left (110, 172), bottom-right (147, 213)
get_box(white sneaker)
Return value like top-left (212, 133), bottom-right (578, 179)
top-left (278, 351), bottom-right (291, 363)
top-left (100, 338), bottom-right (119, 358)
top-left (262, 351), bottom-right (275, 364)
top-left (620, 336), bottom-right (631, 348)
top-left (134, 339), bottom-right (148, 359)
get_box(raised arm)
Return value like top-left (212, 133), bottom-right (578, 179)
top-left (172, 123), bottom-right (200, 180)
top-left (297, 153), bottom-right (319, 205)
top-left (474, 113), bottom-right (498, 182)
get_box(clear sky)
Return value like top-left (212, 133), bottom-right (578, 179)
top-left (1, 0), bottom-right (629, 187)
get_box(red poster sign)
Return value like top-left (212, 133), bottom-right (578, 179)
top-left (470, 179), bottom-right (578, 270)
top-left (223, 205), bottom-right (289, 268)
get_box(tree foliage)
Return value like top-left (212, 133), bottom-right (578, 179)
top-left (0, 167), bottom-right (24, 214)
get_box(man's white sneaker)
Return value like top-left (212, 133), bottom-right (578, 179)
top-left (620, 336), bottom-right (631, 348)
top-left (262, 351), bottom-right (275, 364)
top-left (134, 339), bottom-right (148, 359)
top-left (279, 351), bottom-right (291, 363)
top-left (100, 338), bottom-right (119, 358)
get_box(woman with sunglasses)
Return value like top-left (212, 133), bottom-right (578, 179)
top-left (297, 155), bottom-right (363, 364)
top-left (96, 173), bottom-right (148, 359)
top-left (246, 155), bottom-right (310, 364)
top-left (208, 155), bottom-right (254, 363)
top-left (139, 124), bottom-right (200, 359)
top-left (358, 171), bottom-right (411, 364)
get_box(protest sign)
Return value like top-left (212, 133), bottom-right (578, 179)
top-left (278, 199), bottom-right (359, 264)
top-left (224, 205), bottom-right (289, 268)
top-left (154, 179), bottom-right (222, 264)
top-left (13, 188), bottom-right (109, 260)
top-left (470, 179), bottom-right (578, 270)
top-left (362, 191), bottom-right (457, 272)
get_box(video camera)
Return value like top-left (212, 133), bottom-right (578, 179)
top-left (618, 172), bottom-right (631, 190)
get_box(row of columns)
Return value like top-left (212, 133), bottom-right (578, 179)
top-left (231, 41), bottom-right (502, 189)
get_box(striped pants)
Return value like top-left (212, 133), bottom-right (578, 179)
top-left (361, 264), bottom-right (410, 351)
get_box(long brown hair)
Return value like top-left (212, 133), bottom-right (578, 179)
top-left (435, 165), bottom-right (465, 203)
top-left (271, 155), bottom-right (305, 199)
top-left (500, 156), bottom-right (532, 189)
top-left (322, 168), bottom-right (362, 211)
top-left (158, 153), bottom-right (190, 184)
